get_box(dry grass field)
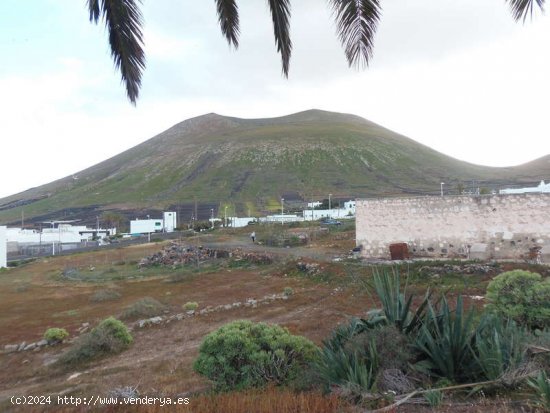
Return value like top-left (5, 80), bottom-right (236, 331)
top-left (0, 229), bottom-right (546, 412)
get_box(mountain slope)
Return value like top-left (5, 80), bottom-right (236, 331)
top-left (1, 109), bottom-right (549, 223)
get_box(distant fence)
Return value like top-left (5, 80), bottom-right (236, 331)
top-left (6, 231), bottom-right (184, 263)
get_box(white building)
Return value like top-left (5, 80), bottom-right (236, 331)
top-left (344, 200), bottom-right (356, 213)
top-left (0, 226), bottom-right (7, 268)
top-left (7, 225), bottom-right (115, 244)
top-left (301, 200), bottom-right (356, 221)
top-left (130, 211), bottom-right (177, 234)
top-left (259, 214), bottom-right (304, 223)
top-left (307, 201), bottom-right (322, 208)
top-left (500, 180), bottom-right (550, 194)
top-left (229, 217), bottom-right (257, 228)
top-left (163, 212), bottom-right (177, 232)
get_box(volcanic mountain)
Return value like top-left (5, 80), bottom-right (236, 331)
top-left (1, 109), bottom-right (548, 224)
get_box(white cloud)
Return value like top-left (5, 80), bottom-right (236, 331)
top-left (0, 1), bottom-right (549, 199)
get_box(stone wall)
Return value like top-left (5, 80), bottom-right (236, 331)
top-left (356, 194), bottom-right (550, 261)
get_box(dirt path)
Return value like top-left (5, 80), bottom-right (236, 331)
top-left (199, 234), bottom-right (345, 262)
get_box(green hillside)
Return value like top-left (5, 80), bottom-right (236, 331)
top-left (1, 109), bottom-right (549, 223)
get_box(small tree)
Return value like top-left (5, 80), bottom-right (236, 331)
top-left (101, 211), bottom-right (127, 232)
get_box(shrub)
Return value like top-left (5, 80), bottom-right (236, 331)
top-left (44, 328), bottom-right (69, 343)
top-left (58, 317), bottom-right (132, 365)
top-left (283, 287), bottom-right (294, 297)
top-left (354, 325), bottom-right (412, 372)
top-left (183, 301), bottom-right (199, 311)
top-left (90, 289), bottom-right (122, 303)
top-left (193, 320), bottom-right (318, 390)
top-left (120, 297), bottom-right (167, 320)
top-left (486, 270), bottom-right (550, 329)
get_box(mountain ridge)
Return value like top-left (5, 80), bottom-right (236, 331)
top-left (0, 110), bottom-right (548, 224)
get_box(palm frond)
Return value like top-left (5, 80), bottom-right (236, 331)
top-left (267, 0), bottom-right (292, 77)
top-left (215, 0), bottom-right (240, 48)
top-left (87, 0), bottom-right (145, 104)
top-left (506, 0), bottom-right (545, 22)
top-left (329, 0), bottom-right (382, 68)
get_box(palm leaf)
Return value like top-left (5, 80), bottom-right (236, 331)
top-left (215, 0), bottom-right (240, 48)
top-left (506, 0), bottom-right (545, 21)
top-left (87, 0), bottom-right (145, 104)
top-left (329, 0), bottom-right (382, 68)
top-left (267, 0), bottom-right (292, 77)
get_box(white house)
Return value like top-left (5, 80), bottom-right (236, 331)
top-left (130, 212), bottom-right (177, 234)
top-left (307, 201), bottom-right (322, 208)
top-left (500, 180), bottom-right (550, 194)
top-left (163, 212), bottom-right (177, 232)
top-left (7, 225), bottom-right (115, 244)
top-left (259, 214), bottom-right (304, 223)
top-left (344, 200), bottom-right (356, 213)
top-left (228, 217), bottom-right (257, 228)
top-left (0, 226), bottom-right (6, 268)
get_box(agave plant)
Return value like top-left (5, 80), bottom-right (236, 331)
top-left (317, 337), bottom-right (379, 395)
top-left (414, 295), bottom-right (479, 382)
top-left (472, 316), bottom-right (527, 381)
top-left (527, 370), bottom-right (550, 411)
top-left (323, 317), bottom-right (370, 352)
top-left (363, 267), bottom-right (430, 336)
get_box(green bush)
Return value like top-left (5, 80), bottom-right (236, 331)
top-left (486, 270), bottom-right (550, 329)
top-left (283, 287), bottom-right (294, 297)
top-left (58, 317), bottom-right (132, 365)
top-left (183, 301), bottom-right (199, 311)
top-left (193, 320), bottom-right (318, 390)
top-left (120, 297), bottom-right (167, 320)
top-left (44, 328), bottom-right (69, 343)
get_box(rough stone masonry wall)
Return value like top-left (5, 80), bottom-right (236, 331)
top-left (356, 194), bottom-right (550, 261)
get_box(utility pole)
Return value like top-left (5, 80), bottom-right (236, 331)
top-left (281, 198), bottom-right (284, 225)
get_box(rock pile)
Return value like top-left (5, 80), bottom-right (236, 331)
top-left (138, 242), bottom-right (274, 267)
top-left (4, 339), bottom-right (52, 354)
top-left (296, 261), bottom-right (321, 276)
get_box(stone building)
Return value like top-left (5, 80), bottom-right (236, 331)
top-left (356, 193), bottom-right (550, 261)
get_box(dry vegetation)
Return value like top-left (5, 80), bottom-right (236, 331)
top-left (0, 229), bottom-right (547, 412)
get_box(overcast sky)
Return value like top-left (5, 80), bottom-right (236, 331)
top-left (1, 0), bottom-right (549, 199)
